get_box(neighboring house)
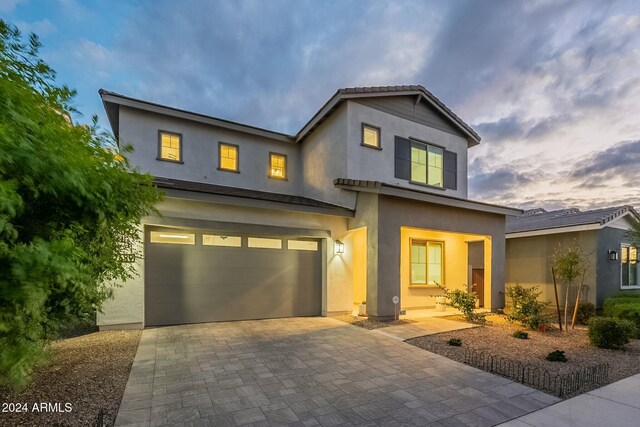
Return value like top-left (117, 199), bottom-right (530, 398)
top-left (506, 206), bottom-right (640, 310)
top-left (97, 85), bottom-right (519, 329)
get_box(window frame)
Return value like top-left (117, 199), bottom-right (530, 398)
top-left (361, 123), bottom-right (382, 150)
top-left (218, 142), bottom-right (240, 173)
top-left (269, 152), bottom-right (288, 180)
top-left (409, 238), bottom-right (445, 287)
top-left (157, 130), bottom-right (184, 163)
top-left (409, 138), bottom-right (446, 190)
top-left (621, 243), bottom-right (640, 289)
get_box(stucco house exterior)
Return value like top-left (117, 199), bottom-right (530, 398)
top-left (506, 206), bottom-right (640, 310)
top-left (97, 85), bottom-right (519, 329)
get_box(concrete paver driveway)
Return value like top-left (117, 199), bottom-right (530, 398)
top-left (115, 317), bottom-right (558, 427)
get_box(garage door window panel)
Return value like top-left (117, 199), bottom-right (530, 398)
top-left (150, 231), bottom-right (195, 245)
top-left (248, 237), bottom-right (282, 249)
top-left (287, 240), bottom-right (318, 251)
top-left (203, 235), bottom-right (242, 247)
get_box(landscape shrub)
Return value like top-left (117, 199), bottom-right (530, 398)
top-left (448, 338), bottom-right (462, 346)
top-left (545, 350), bottom-right (567, 362)
top-left (512, 331), bottom-right (529, 339)
top-left (576, 302), bottom-right (596, 325)
top-left (438, 286), bottom-right (485, 323)
top-left (604, 303), bottom-right (640, 338)
top-left (505, 284), bottom-right (551, 330)
top-left (588, 317), bottom-right (634, 349)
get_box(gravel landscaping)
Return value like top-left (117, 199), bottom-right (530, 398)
top-left (0, 330), bottom-right (141, 427)
top-left (333, 314), bottom-right (416, 329)
top-left (407, 314), bottom-right (640, 398)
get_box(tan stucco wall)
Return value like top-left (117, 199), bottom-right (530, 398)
top-left (97, 197), bottom-right (354, 328)
top-left (400, 227), bottom-right (492, 309)
top-left (505, 231), bottom-right (598, 307)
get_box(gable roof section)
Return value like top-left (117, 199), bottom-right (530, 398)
top-left (334, 178), bottom-right (519, 216)
top-left (99, 85), bottom-right (480, 146)
top-left (506, 205), bottom-right (639, 236)
top-left (296, 86), bottom-right (481, 146)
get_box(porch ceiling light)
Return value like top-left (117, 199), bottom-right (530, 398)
top-left (335, 240), bottom-right (345, 254)
top-left (608, 249), bottom-right (618, 261)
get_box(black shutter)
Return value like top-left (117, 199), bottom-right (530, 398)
top-left (394, 136), bottom-right (411, 180)
top-left (443, 150), bottom-right (457, 190)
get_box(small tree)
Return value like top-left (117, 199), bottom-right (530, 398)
top-left (0, 21), bottom-right (162, 388)
top-left (628, 216), bottom-right (640, 249)
top-left (551, 240), bottom-right (589, 331)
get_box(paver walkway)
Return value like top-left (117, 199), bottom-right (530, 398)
top-left (498, 374), bottom-right (640, 427)
top-left (115, 317), bottom-right (559, 426)
top-left (373, 317), bottom-right (478, 340)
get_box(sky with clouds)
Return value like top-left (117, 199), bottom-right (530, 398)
top-left (2, 0), bottom-right (639, 210)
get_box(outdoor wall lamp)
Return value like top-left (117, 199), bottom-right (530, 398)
top-left (335, 240), bottom-right (345, 254)
top-left (608, 249), bottom-right (618, 261)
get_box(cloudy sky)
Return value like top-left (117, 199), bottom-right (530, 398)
top-left (2, 0), bottom-right (639, 210)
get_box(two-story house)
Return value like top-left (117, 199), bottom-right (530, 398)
top-left (98, 85), bottom-right (520, 329)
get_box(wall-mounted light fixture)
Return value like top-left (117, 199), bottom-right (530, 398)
top-left (608, 249), bottom-right (618, 261)
top-left (335, 240), bottom-right (344, 254)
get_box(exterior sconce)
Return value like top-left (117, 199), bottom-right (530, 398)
top-left (608, 250), bottom-right (618, 261)
top-left (335, 240), bottom-right (344, 254)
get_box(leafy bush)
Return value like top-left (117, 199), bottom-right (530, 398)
top-left (448, 338), bottom-right (462, 346)
top-left (576, 302), bottom-right (596, 325)
top-left (506, 285), bottom-right (551, 330)
top-left (0, 21), bottom-right (161, 389)
top-left (604, 302), bottom-right (640, 338)
top-left (588, 317), bottom-right (635, 349)
top-left (512, 331), bottom-right (529, 339)
top-left (438, 285), bottom-right (485, 323)
top-left (545, 350), bottom-right (567, 362)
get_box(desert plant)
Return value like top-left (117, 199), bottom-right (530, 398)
top-left (551, 241), bottom-right (590, 330)
top-left (438, 285), bottom-right (484, 323)
top-left (545, 350), bottom-right (567, 362)
top-left (588, 317), bottom-right (635, 349)
top-left (448, 337), bottom-right (462, 346)
top-left (505, 284), bottom-right (551, 330)
top-left (512, 330), bottom-right (529, 339)
top-left (575, 302), bottom-right (596, 325)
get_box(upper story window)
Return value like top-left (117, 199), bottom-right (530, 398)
top-left (269, 153), bottom-right (287, 180)
top-left (621, 244), bottom-right (639, 288)
top-left (362, 123), bottom-right (381, 149)
top-left (219, 142), bottom-right (239, 172)
top-left (411, 141), bottom-right (443, 187)
top-left (158, 131), bottom-right (182, 162)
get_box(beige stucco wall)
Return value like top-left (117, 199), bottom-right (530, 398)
top-left (97, 197), bottom-right (354, 328)
top-left (505, 231), bottom-right (598, 307)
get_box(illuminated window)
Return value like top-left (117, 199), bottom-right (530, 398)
top-left (411, 142), bottom-right (443, 187)
top-left (269, 153), bottom-right (287, 179)
top-left (621, 244), bottom-right (639, 288)
top-left (219, 143), bottom-right (239, 172)
top-left (362, 124), bottom-right (380, 148)
top-left (203, 235), bottom-right (241, 247)
top-left (287, 240), bottom-right (318, 251)
top-left (410, 240), bottom-right (443, 285)
top-left (159, 131), bottom-right (182, 162)
top-left (149, 231), bottom-right (195, 245)
top-left (248, 237), bottom-right (282, 249)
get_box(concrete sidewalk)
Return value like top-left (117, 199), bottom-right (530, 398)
top-left (498, 374), bottom-right (640, 427)
top-left (372, 316), bottom-right (478, 340)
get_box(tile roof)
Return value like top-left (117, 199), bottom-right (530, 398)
top-left (154, 177), bottom-right (353, 215)
top-left (506, 205), bottom-right (639, 234)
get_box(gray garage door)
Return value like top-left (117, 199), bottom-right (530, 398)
top-left (144, 228), bottom-right (322, 326)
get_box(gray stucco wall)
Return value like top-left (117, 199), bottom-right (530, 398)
top-left (505, 231), bottom-right (598, 307)
top-left (596, 227), bottom-right (640, 307)
top-left (119, 106), bottom-right (301, 195)
top-left (374, 195), bottom-right (506, 319)
top-left (346, 101), bottom-right (469, 199)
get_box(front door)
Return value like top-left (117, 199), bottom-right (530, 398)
top-left (472, 269), bottom-right (484, 308)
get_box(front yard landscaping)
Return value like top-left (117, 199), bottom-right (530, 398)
top-left (407, 314), bottom-right (640, 398)
top-left (0, 330), bottom-right (141, 426)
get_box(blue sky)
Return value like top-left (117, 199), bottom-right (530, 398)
top-left (2, 0), bottom-right (640, 210)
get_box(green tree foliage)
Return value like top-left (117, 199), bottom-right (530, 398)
top-left (505, 284), bottom-right (551, 330)
top-left (0, 20), bottom-right (161, 388)
top-left (627, 216), bottom-right (640, 248)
